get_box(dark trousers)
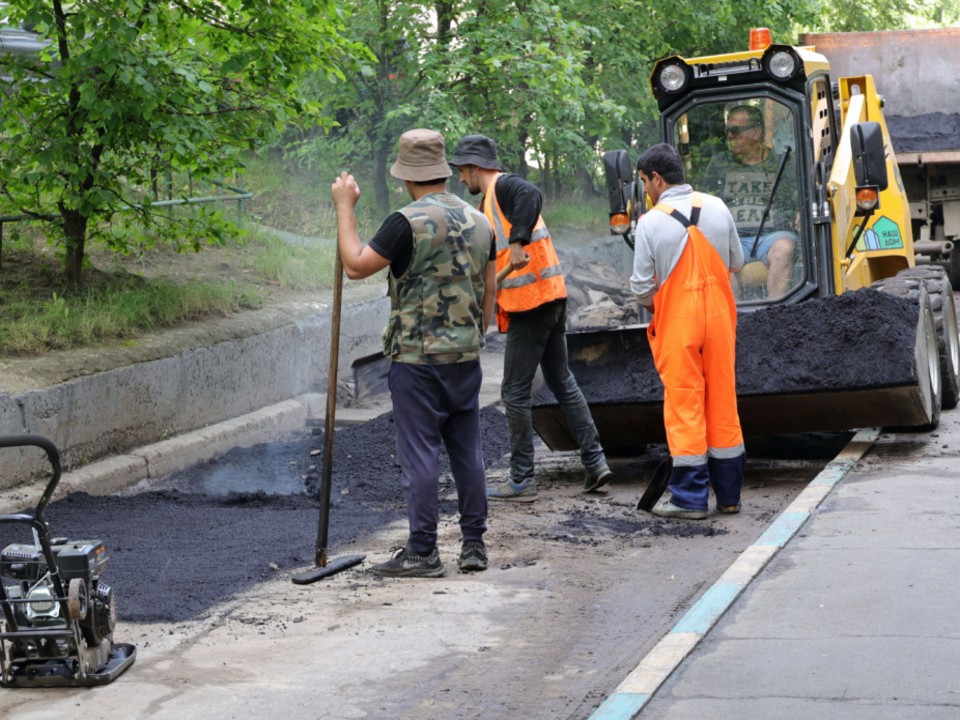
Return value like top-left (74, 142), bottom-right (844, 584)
top-left (389, 360), bottom-right (487, 555)
top-left (502, 299), bottom-right (605, 482)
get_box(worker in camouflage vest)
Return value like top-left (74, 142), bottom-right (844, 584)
top-left (332, 129), bottom-right (496, 577)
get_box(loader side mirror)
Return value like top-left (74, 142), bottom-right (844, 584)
top-left (604, 150), bottom-right (635, 241)
top-left (851, 122), bottom-right (888, 192)
top-left (604, 150), bottom-right (633, 216)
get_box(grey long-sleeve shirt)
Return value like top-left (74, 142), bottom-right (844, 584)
top-left (630, 184), bottom-right (743, 306)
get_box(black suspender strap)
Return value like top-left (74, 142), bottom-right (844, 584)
top-left (657, 192), bottom-right (703, 229)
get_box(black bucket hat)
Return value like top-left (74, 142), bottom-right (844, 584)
top-left (450, 135), bottom-right (502, 170)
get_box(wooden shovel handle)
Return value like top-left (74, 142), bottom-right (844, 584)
top-left (496, 263), bottom-right (515, 284)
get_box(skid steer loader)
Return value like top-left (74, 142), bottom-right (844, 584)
top-left (532, 29), bottom-right (960, 454)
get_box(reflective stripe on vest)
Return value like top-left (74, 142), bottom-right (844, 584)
top-left (483, 173), bottom-right (566, 314)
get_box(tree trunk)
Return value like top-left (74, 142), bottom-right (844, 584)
top-left (372, 138), bottom-right (391, 217)
top-left (61, 208), bottom-right (88, 287)
top-left (542, 154), bottom-right (552, 201)
top-left (517, 127), bottom-right (530, 180)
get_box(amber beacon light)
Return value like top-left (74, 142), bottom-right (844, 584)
top-left (749, 27), bottom-right (773, 51)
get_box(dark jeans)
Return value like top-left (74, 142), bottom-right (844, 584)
top-left (502, 299), bottom-right (605, 482)
top-left (389, 361), bottom-right (487, 555)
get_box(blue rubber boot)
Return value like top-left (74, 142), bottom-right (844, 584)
top-left (709, 454), bottom-right (746, 513)
top-left (652, 463), bottom-right (709, 519)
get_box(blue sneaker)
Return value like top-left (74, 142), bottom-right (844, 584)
top-left (487, 479), bottom-right (538, 503)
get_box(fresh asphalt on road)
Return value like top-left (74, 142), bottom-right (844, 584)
top-left (2, 345), bottom-right (958, 717)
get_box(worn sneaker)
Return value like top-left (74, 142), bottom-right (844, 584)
top-left (583, 462), bottom-right (613, 493)
top-left (717, 503), bottom-right (741, 514)
top-left (651, 501), bottom-right (708, 520)
top-left (458, 540), bottom-right (488, 572)
top-left (487, 479), bottom-right (538, 502)
top-left (370, 543), bottom-right (446, 578)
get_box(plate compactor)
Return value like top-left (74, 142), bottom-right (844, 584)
top-left (0, 435), bottom-right (135, 687)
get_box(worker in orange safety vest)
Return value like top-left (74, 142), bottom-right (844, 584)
top-left (630, 143), bottom-right (747, 519)
top-left (451, 134), bottom-right (613, 501)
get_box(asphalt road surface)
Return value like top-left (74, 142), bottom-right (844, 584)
top-left (0, 412), bottom-right (851, 719)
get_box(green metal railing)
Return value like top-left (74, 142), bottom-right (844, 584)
top-left (0, 182), bottom-right (252, 270)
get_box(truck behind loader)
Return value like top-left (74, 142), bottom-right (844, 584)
top-left (532, 29), bottom-right (960, 454)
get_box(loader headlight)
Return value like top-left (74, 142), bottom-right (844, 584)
top-left (654, 59), bottom-right (691, 95)
top-left (763, 47), bottom-right (800, 82)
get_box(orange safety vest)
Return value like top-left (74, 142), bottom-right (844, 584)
top-left (647, 196), bottom-right (743, 460)
top-left (482, 173), bottom-right (566, 331)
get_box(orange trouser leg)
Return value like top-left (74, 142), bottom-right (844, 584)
top-left (703, 309), bottom-right (743, 453)
top-left (655, 316), bottom-right (709, 462)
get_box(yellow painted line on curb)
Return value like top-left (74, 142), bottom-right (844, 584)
top-left (588, 427), bottom-right (879, 719)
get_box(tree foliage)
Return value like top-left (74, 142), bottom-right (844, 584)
top-left (296, 0), bottom-right (824, 213)
top-left (3, 0), bottom-right (955, 277)
top-left (0, 0), bottom-right (365, 284)
top-left (815, 0), bottom-right (960, 31)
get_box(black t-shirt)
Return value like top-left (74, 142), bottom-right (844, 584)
top-left (369, 212), bottom-right (496, 278)
top-left (487, 173), bottom-right (543, 246)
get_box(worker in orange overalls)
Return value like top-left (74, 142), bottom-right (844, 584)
top-left (630, 143), bottom-right (746, 518)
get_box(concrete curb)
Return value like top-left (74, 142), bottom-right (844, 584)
top-left (588, 427), bottom-right (880, 720)
top-left (0, 290), bottom-right (390, 484)
top-left (0, 393), bottom-right (326, 513)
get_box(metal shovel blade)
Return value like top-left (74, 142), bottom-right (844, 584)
top-left (292, 554), bottom-right (366, 585)
top-left (636, 457), bottom-right (672, 511)
top-left (352, 352), bottom-right (391, 399)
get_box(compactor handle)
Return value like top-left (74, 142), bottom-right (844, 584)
top-left (0, 434), bottom-right (62, 522)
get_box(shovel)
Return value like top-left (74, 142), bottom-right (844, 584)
top-left (351, 262), bottom-right (518, 399)
top-left (293, 246), bottom-right (366, 584)
top-left (636, 457), bottom-right (672, 512)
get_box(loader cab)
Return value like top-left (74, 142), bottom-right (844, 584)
top-left (644, 34), bottom-right (841, 306)
top-left (666, 96), bottom-right (808, 303)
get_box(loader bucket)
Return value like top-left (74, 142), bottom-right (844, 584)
top-left (531, 289), bottom-right (939, 455)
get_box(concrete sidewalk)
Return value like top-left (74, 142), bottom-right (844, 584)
top-left (595, 408), bottom-right (960, 719)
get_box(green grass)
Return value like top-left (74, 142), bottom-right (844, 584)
top-left (0, 275), bottom-right (260, 356)
top-left (544, 194), bottom-right (610, 235)
top-left (0, 152), bottom-right (603, 358)
top-left (243, 230), bottom-right (339, 290)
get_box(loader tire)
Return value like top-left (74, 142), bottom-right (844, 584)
top-left (895, 267), bottom-right (960, 410)
top-left (873, 279), bottom-right (942, 431)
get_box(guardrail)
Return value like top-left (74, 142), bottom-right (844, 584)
top-left (0, 182), bottom-right (252, 270)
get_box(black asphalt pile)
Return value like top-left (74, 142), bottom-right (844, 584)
top-left (0, 406), bottom-right (513, 624)
top-left (887, 112), bottom-right (960, 152)
top-left (535, 288), bottom-right (919, 405)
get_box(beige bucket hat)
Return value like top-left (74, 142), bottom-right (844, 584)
top-left (390, 129), bottom-right (453, 182)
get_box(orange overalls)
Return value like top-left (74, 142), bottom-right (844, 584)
top-left (647, 197), bottom-right (744, 510)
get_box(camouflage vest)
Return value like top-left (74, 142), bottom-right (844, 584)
top-left (383, 192), bottom-right (493, 364)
